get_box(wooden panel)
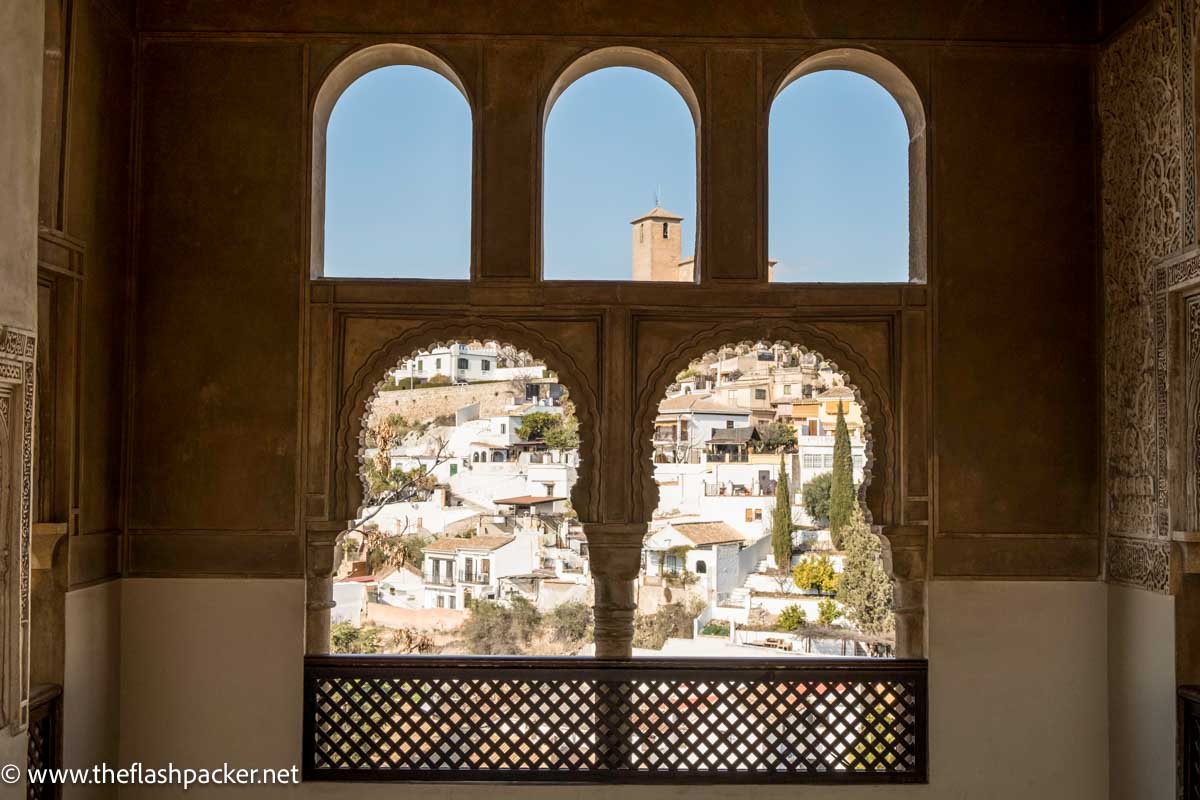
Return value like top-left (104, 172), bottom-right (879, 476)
top-left (933, 48), bottom-right (1098, 562)
top-left (479, 42), bottom-right (540, 280)
top-left (703, 49), bottom-right (761, 282)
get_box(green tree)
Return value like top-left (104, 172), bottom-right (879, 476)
top-left (755, 421), bottom-right (798, 453)
top-left (542, 400), bottom-right (581, 451)
top-left (828, 401), bottom-right (856, 547)
top-left (771, 453), bottom-right (794, 569)
top-left (801, 471), bottom-right (833, 527)
top-left (517, 411), bottom-right (561, 441)
top-left (792, 553), bottom-right (838, 595)
top-left (836, 506), bottom-right (895, 636)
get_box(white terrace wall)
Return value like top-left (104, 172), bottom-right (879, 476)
top-left (117, 578), bottom-right (1107, 800)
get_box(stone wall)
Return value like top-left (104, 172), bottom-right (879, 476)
top-left (370, 381), bottom-right (517, 427)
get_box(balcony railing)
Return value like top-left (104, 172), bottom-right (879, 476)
top-left (424, 574), bottom-right (455, 586)
top-left (458, 571), bottom-right (491, 585)
top-left (303, 655), bottom-right (927, 784)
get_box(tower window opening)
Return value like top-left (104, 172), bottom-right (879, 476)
top-left (662, 222), bottom-right (669, 239)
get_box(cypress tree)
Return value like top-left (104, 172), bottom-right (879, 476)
top-left (828, 401), bottom-right (855, 547)
top-left (771, 453), bottom-right (794, 569)
top-left (837, 505), bottom-right (894, 636)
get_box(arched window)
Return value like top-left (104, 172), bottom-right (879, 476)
top-left (769, 50), bottom-right (926, 283)
top-left (312, 45), bottom-right (472, 279)
top-left (648, 340), bottom-right (894, 658)
top-left (543, 49), bottom-right (700, 282)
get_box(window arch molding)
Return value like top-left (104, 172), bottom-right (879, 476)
top-left (309, 43), bottom-right (474, 278)
top-left (770, 48), bottom-right (928, 283)
top-left (333, 319), bottom-right (600, 524)
top-left (540, 46), bottom-right (702, 279)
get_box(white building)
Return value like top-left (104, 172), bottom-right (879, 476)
top-left (396, 344), bottom-right (498, 384)
top-left (375, 563), bottom-right (426, 608)
top-left (642, 521), bottom-right (748, 598)
top-left (654, 393), bottom-right (751, 463)
top-left (420, 532), bottom-right (540, 609)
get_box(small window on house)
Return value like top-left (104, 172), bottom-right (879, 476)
top-left (745, 508), bottom-right (754, 523)
top-left (754, 509), bottom-right (763, 522)
top-left (726, 420), bottom-right (734, 428)
top-left (695, 561), bottom-right (707, 574)
top-left (418, 360), bottom-right (424, 370)
top-left (482, 360), bottom-right (491, 372)
top-left (662, 222), bottom-right (669, 239)
top-left (784, 385), bottom-right (792, 395)
top-left (500, 423), bottom-right (506, 434)
top-left (436, 358), bottom-right (442, 369)
top-left (458, 358), bottom-right (469, 370)
top-left (755, 389), bottom-right (767, 400)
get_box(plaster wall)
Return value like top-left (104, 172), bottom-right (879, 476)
top-left (0, 0), bottom-right (42, 331)
top-left (117, 578), bottom-right (1106, 800)
top-left (1107, 584), bottom-right (1175, 800)
top-left (63, 580), bottom-right (121, 800)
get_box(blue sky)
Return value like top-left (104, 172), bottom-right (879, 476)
top-left (324, 66), bottom-right (908, 282)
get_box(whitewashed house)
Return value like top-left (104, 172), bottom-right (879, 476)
top-left (642, 521), bottom-right (746, 598)
top-left (654, 393), bottom-right (751, 463)
top-left (396, 343), bottom-right (498, 384)
top-left (375, 563), bottom-right (426, 608)
top-left (420, 531), bottom-right (540, 609)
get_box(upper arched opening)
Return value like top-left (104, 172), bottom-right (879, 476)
top-left (769, 49), bottom-right (926, 284)
top-left (312, 45), bottom-right (473, 279)
top-left (542, 48), bottom-right (700, 282)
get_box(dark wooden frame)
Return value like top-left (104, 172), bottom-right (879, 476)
top-left (303, 655), bottom-right (928, 785)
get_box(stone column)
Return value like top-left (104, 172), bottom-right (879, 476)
top-left (583, 522), bottom-right (646, 658)
top-left (880, 525), bottom-right (928, 659)
top-left (305, 522), bottom-right (346, 655)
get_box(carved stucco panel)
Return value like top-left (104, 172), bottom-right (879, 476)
top-left (1100, 0), bottom-right (1184, 590)
top-left (0, 327), bottom-right (33, 732)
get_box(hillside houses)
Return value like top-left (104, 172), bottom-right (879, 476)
top-left (336, 340), bottom-right (870, 655)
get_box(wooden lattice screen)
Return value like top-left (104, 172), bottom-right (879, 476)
top-left (303, 656), bottom-right (927, 783)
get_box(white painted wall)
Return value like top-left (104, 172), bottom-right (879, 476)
top-left (1108, 583), bottom-right (1174, 800)
top-left (113, 578), bottom-right (1109, 799)
top-left (64, 581), bottom-right (121, 800)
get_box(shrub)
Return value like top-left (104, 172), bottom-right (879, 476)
top-left (460, 597), bottom-right (543, 654)
top-left (330, 622), bottom-right (381, 654)
top-left (700, 620), bottom-right (730, 637)
top-left (817, 598), bottom-right (841, 626)
top-left (777, 604), bottom-right (807, 631)
top-left (547, 601), bottom-right (592, 643)
top-left (425, 374), bottom-right (453, 387)
top-left (632, 599), bottom-right (704, 650)
top-left (793, 553), bottom-right (838, 595)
